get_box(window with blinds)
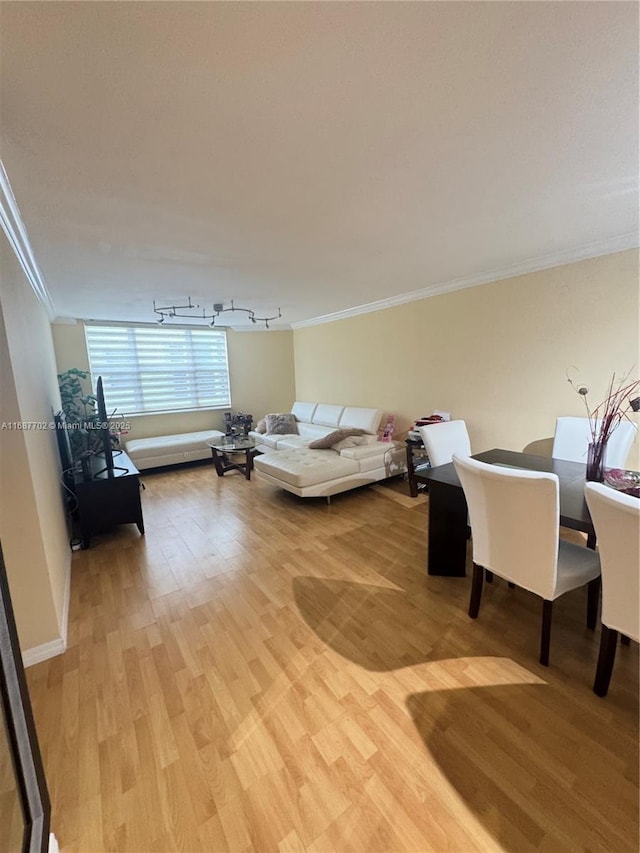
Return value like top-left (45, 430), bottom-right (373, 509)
top-left (85, 324), bottom-right (231, 416)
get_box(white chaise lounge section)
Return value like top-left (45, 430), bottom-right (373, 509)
top-left (125, 429), bottom-right (225, 470)
top-left (251, 401), bottom-right (405, 499)
top-left (254, 444), bottom-right (404, 500)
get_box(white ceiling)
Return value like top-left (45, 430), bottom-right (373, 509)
top-left (1, 2), bottom-right (638, 330)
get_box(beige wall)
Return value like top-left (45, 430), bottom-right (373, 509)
top-left (0, 241), bottom-right (71, 652)
top-left (293, 250), bottom-right (640, 467)
top-left (51, 322), bottom-right (296, 440)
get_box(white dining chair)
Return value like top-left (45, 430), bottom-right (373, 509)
top-left (552, 417), bottom-right (637, 468)
top-left (418, 419), bottom-right (471, 467)
top-left (584, 482), bottom-right (640, 697)
top-left (452, 453), bottom-right (601, 666)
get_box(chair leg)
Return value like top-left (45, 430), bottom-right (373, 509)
top-left (586, 577), bottom-right (601, 631)
top-left (540, 600), bottom-right (553, 666)
top-left (485, 570), bottom-right (494, 584)
top-left (468, 564), bottom-right (484, 618)
top-left (594, 625), bottom-right (619, 697)
top-left (621, 635), bottom-right (631, 646)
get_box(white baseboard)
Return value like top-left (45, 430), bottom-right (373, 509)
top-left (59, 556), bottom-right (71, 648)
top-left (22, 558), bottom-right (71, 668)
top-left (22, 637), bottom-right (66, 667)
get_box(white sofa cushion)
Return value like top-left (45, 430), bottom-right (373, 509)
top-left (339, 406), bottom-right (382, 434)
top-left (338, 443), bottom-right (393, 461)
top-left (357, 454), bottom-right (390, 474)
top-left (254, 433), bottom-right (280, 449)
top-left (273, 436), bottom-right (311, 450)
top-left (249, 425), bottom-right (333, 453)
top-left (291, 401), bottom-right (317, 423)
top-left (296, 423), bottom-right (334, 440)
top-left (312, 404), bottom-right (345, 428)
top-left (254, 448), bottom-right (358, 488)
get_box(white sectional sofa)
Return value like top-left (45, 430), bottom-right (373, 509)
top-left (251, 401), bottom-right (405, 500)
top-left (125, 429), bottom-right (225, 470)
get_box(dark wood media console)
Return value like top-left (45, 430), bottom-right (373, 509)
top-left (73, 450), bottom-right (144, 549)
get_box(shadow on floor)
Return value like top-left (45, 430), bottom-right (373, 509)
top-left (292, 574), bottom-right (462, 670)
top-left (406, 680), bottom-right (639, 852)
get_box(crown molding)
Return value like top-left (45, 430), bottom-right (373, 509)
top-left (291, 234), bottom-right (639, 329)
top-left (0, 160), bottom-right (56, 318)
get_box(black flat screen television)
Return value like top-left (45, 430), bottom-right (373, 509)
top-left (93, 376), bottom-right (126, 478)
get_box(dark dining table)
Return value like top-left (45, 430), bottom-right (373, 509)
top-left (414, 448), bottom-right (595, 577)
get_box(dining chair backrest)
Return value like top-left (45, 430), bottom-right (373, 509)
top-left (553, 417), bottom-right (637, 468)
top-left (452, 453), bottom-right (561, 600)
top-left (418, 420), bottom-right (471, 467)
top-left (584, 482), bottom-right (640, 642)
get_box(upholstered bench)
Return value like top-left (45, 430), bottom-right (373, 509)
top-left (125, 429), bottom-right (225, 470)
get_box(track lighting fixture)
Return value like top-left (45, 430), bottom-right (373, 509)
top-left (152, 297), bottom-right (281, 329)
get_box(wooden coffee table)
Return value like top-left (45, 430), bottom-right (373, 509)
top-left (207, 437), bottom-right (257, 480)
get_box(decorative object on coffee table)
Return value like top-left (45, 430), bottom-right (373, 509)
top-left (224, 411), bottom-right (254, 437)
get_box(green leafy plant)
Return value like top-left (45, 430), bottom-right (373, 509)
top-left (57, 368), bottom-right (102, 461)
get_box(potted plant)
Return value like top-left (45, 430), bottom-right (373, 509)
top-left (57, 368), bottom-right (102, 472)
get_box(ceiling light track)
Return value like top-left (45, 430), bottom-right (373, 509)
top-left (153, 297), bottom-right (282, 329)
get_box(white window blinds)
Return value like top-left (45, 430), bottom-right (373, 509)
top-left (85, 324), bottom-right (231, 416)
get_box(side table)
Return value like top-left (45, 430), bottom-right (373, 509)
top-left (207, 438), bottom-right (257, 481)
top-left (406, 437), bottom-right (431, 497)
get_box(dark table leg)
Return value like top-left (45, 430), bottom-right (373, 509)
top-left (244, 449), bottom-right (253, 481)
top-left (210, 447), bottom-right (226, 477)
top-left (210, 447), bottom-right (255, 479)
top-left (426, 481), bottom-right (468, 577)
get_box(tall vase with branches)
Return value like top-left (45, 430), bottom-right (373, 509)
top-left (567, 368), bottom-right (640, 481)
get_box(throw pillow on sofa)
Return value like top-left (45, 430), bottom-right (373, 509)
top-left (308, 428), bottom-right (365, 449)
top-left (255, 417), bottom-right (267, 434)
top-left (265, 413), bottom-right (298, 435)
top-left (331, 434), bottom-right (369, 452)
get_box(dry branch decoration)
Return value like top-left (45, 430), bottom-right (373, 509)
top-left (566, 367), bottom-right (640, 479)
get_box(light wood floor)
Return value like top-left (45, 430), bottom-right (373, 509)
top-left (26, 464), bottom-right (638, 852)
